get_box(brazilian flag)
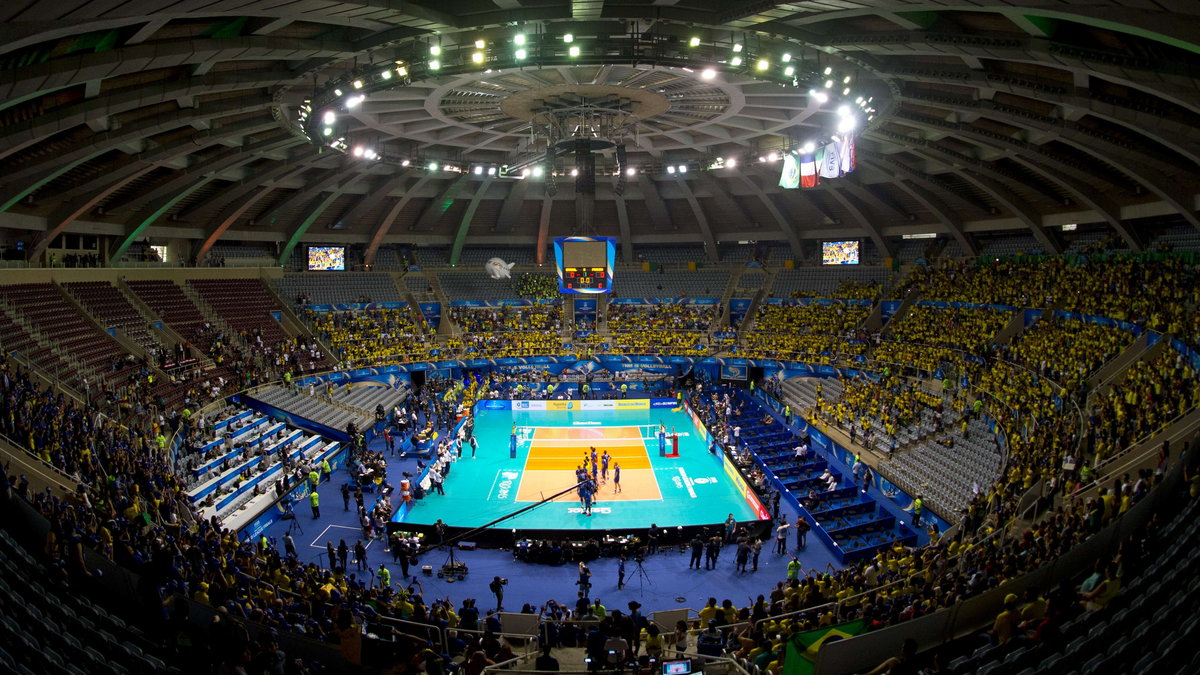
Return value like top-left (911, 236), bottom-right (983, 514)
top-left (783, 620), bottom-right (867, 675)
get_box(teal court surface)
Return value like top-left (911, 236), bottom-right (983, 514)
top-left (394, 399), bottom-right (769, 531)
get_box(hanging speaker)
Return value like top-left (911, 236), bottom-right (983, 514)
top-left (544, 149), bottom-right (557, 197)
top-left (613, 143), bottom-right (628, 196)
top-left (575, 140), bottom-right (596, 195)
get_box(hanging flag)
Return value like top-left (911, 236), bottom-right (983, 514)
top-left (839, 134), bottom-right (856, 174)
top-left (817, 139), bottom-right (842, 179)
top-left (800, 153), bottom-right (819, 188)
top-left (783, 620), bottom-right (867, 675)
top-left (779, 154), bottom-right (800, 189)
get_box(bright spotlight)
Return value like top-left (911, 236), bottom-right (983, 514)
top-left (472, 51), bottom-right (484, 64)
top-left (782, 53), bottom-right (792, 62)
top-left (731, 56), bottom-right (742, 66)
top-left (667, 166), bottom-right (676, 174)
top-left (678, 164), bottom-right (688, 173)
top-left (443, 164), bottom-right (454, 171)
top-left (515, 48), bottom-right (527, 60)
top-left (802, 142), bottom-right (815, 153)
top-left (726, 158), bottom-right (737, 168)
top-left (428, 161), bottom-right (438, 171)
top-left (837, 117), bottom-right (857, 133)
top-left (843, 75), bottom-right (851, 84)
top-left (838, 104), bottom-right (851, 117)
top-left (626, 167), bottom-right (636, 176)
top-left (365, 149), bottom-right (377, 160)
top-left (381, 69), bottom-right (392, 80)
top-left (768, 152), bottom-right (779, 162)
top-left (473, 166), bottom-right (483, 175)
top-left (487, 167), bottom-right (496, 176)
top-left (563, 33), bottom-right (574, 43)
top-left (784, 66), bottom-right (795, 76)
top-left (701, 68), bottom-right (716, 80)
top-left (824, 79), bottom-right (833, 88)
top-left (352, 146), bottom-right (364, 157)
top-left (346, 94), bottom-right (364, 108)
top-left (430, 60), bottom-right (441, 70)
top-left (322, 127), bottom-right (333, 136)
top-left (756, 59), bottom-right (769, 71)
top-left (689, 37), bottom-right (700, 47)
top-left (823, 66), bottom-right (832, 75)
top-left (843, 87), bottom-right (851, 95)
top-left (813, 91), bottom-right (829, 103)
top-left (401, 159), bottom-right (411, 167)
top-left (568, 45), bottom-right (580, 57)
top-left (515, 34), bottom-right (526, 46)
top-left (322, 111), bottom-right (336, 125)
top-left (352, 79), bottom-right (363, 89)
top-left (333, 88), bottom-right (343, 97)
top-left (521, 168), bottom-right (531, 177)
top-left (733, 43), bottom-right (743, 53)
top-left (532, 166), bottom-right (544, 177)
top-left (396, 66), bottom-right (408, 77)
top-left (475, 39), bottom-right (486, 49)
top-left (430, 45), bottom-right (441, 56)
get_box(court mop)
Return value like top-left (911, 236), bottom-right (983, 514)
top-left (394, 399), bottom-right (769, 531)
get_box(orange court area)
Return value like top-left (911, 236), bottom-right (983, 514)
top-left (514, 425), bottom-right (662, 503)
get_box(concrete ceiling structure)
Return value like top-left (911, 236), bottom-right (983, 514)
top-left (0, 1), bottom-right (1197, 265)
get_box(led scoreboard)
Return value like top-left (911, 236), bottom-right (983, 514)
top-left (554, 236), bottom-right (617, 294)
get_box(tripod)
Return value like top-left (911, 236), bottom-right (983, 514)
top-left (285, 507), bottom-right (305, 536)
top-left (630, 558), bottom-right (651, 595)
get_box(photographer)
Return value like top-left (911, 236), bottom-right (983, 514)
top-left (489, 575), bottom-right (507, 611)
top-left (577, 561), bottom-right (592, 591)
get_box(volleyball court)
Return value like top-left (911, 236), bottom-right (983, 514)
top-left (514, 424), bottom-right (663, 503)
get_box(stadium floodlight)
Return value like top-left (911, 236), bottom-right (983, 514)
top-left (364, 149), bottom-right (377, 160)
top-left (837, 117), bottom-right (857, 133)
top-left (756, 59), bottom-right (769, 71)
top-left (428, 161), bottom-right (438, 171)
top-left (346, 94), bottom-right (364, 108)
top-left (626, 166), bottom-right (636, 176)
top-left (333, 88), bottom-right (343, 97)
top-left (667, 165), bottom-right (676, 174)
top-left (568, 45), bottom-right (581, 57)
top-left (429, 59), bottom-right (440, 70)
top-left (514, 34), bottom-right (526, 45)
top-left (472, 51), bottom-right (484, 64)
top-left (843, 87), bottom-right (851, 95)
top-left (824, 79), bottom-right (834, 88)
top-left (824, 66), bottom-right (832, 75)
top-left (843, 75), bottom-right (851, 84)
top-left (487, 167), bottom-right (496, 176)
top-left (784, 66), bottom-right (795, 76)
top-left (782, 53), bottom-right (791, 62)
top-left (515, 48), bottom-right (527, 60)
top-left (443, 164), bottom-right (454, 171)
top-left (474, 166), bottom-right (483, 175)
top-left (322, 111), bottom-right (336, 125)
top-left (563, 33), bottom-right (574, 43)
top-left (475, 39), bottom-right (486, 49)
top-left (727, 158), bottom-right (737, 167)
top-left (352, 146), bottom-right (364, 157)
top-left (733, 43), bottom-right (743, 52)
top-left (813, 91), bottom-right (829, 103)
top-left (838, 104), bottom-right (851, 117)
top-left (322, 127), bottom-right (333, 136)
top-left (768, 152), bottom-right (779, 162)
top-left (430, 45), bottom-right (441, 56)
top-left (701, 68), bottom-right (716, 80)
top-left (396, 65), bottom-right (408, 77)
top-left (352, 79), bottom-right (363, 89)
top-left (570, 168), bottom-right (579, 177)
top-left (802, 141), bottom-right (815, 153)
top-left (401, 159), bottom-right (411, 167)
top-left (380, 69), bottom-right (392, 80)
top-left (731, 56), bottom-right (742, 66)
top-left (689, 37), bottom-right (701, 47)
top-left (532, 166), bottom-right (544, 177)
top-left (678, 164), bottom-right (688, 173)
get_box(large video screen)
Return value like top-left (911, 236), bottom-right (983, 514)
top-left (822, 240), bottom-right (860, 265)
top-left (554, 236), bottom-right (617, 294)
top-left (307, 246), bottom-right (345, 271)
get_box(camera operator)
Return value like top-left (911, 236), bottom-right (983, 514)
top-left (489, 575), bottom-right (507, 611)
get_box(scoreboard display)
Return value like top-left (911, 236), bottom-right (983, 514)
top-left (563, 266), bottom-right (609, 291)
top-left (554, 237), bottom-right (617, 294)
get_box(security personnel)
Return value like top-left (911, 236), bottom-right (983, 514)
top-left (912, 495), bottom-right (924, 527)
top-left (310, 490), bottom-right (321, 519)
top-left (321, 458), bottom-right (332, 483)
top-left (378, 564), bottom-right (391, 589)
